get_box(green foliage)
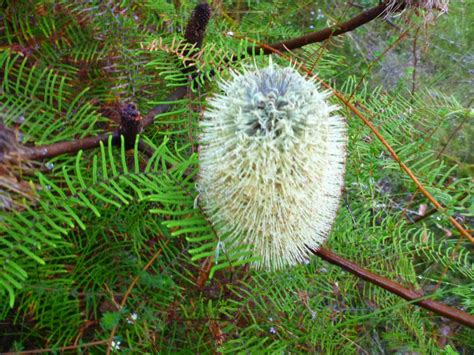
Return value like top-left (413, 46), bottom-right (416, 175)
top-left (0, 0), bottom-right (472, 353)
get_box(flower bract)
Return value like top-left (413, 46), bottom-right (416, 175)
top-left (198, 63), bottom-right (347, 270)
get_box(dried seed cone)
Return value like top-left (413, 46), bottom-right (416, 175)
top-left (198, 63), bottom-right (347, 270)
top-left (184, 3), bottom-right (212, 48)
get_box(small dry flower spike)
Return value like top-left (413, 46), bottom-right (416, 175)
top-left (385, 0), bottom-right (449, 23)
top-left (198, 61), bottom-right (347, 270)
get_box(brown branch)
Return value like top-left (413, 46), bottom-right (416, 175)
top-left (23, 131), bottom-right (120, 161)
top-left (311, 247), bottom-right (474, 328)
top-left (21, 86), bottom-right (188, 161)
top-left (279, 0), bottom-right (446, 55)
top-left (250, 2), bottom-right (392, 54)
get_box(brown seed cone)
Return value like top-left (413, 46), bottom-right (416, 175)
top-left (184, 3), bottom-right (212, 48)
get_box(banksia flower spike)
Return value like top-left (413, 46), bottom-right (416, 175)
top-left (198, 61), bottom-right (347, 270)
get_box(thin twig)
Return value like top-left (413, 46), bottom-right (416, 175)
top-left (311, 247), bottom-right (474, 328)
top-left (105, 242), bottom-right (168, 355)
top-left (309, 2), bottom-right (356, 72)
top-left (436, 113), bottom-right (470, 159)
top-left (431, 226), bottom-right (469, 298)
top-left (410, 207), bottom-right (437, 224)
top-left (411, 27), bottom-right (421, 99)
top-left (347, 25), bottom-right (413, 103)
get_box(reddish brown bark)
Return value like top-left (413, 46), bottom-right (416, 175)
top-left (312, 247), bottom-right (474, 328)
top-left (251, 2), bottom-right (390, 54)
top-left (22, 86), bottom-right (188, 160)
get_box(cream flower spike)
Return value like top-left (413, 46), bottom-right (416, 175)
top-left (198, 60), bottom-right (347, 270)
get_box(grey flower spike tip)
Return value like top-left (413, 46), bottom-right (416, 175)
top-left (198, 61), bottom-right (347, 270)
